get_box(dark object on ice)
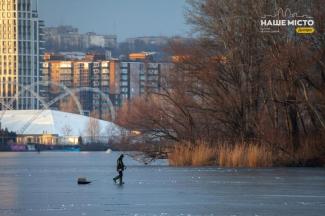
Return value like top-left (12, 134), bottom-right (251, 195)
top-left (113, 154), bottom-right (126, 185)
top-left (78, 177), bottom-right (91, 185)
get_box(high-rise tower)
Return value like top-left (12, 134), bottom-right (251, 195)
top-left (0, 0), bottom-right (42, 110)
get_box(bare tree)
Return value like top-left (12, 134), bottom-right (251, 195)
top-left (117, 0), bottom-right (325, 162)
top-left (86, 117), bottom-right (100, 143)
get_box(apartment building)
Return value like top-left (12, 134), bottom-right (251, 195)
top-left (0, 0), bottom-right (43, 110)
top-left (42, 54), bottom-right (120, 118)
top-left (42, 52), bottom-right (172, 118)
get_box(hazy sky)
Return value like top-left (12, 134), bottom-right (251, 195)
top-left (38, 0), bottom-right (189, 41)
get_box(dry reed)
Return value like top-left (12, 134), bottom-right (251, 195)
top-left (169, 141), bottom-right (273, 167)
top-left (217, 144), bottom-right (273, 167)
top-left (168, 141), bottom-right (216, 166)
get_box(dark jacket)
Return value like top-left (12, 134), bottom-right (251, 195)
top-left (117, 157), bottom-right (125, 171)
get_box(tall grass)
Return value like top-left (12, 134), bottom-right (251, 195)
top-left (168, 135), bottom-right (325, 167)
top-left (168, 141), bottom-right (273, 167)
top-left (217, 144), bottom-right (273, 167)
top-left (168, 141), bottom-right (216, 166)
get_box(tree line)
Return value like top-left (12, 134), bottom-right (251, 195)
top-left (0, 122), bottom-right (17, 145)
top-left (117, 0), bottom-right (325, 164)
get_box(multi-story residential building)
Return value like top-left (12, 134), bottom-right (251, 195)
top-left (88, 60), bottom-right (120, 116)
top-left (119, 53), bottom-right (173, 104)
top-left (44, 26), bottom-right (117, 52)
top-left (42, 52), bottom-right (172, 118)
top-left (44, 25), bottom-right (81, 51)
top-left (42, 53), bottom-right (120, 118)
top-left (82, 32), bottom-right (117, 49)
top-left (0, 0), bottom-right (43, 110)
top-left (120, 61), bottom-right (161, 103)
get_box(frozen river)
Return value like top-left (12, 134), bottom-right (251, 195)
top-left (0, 152), bottom-right (324, 216)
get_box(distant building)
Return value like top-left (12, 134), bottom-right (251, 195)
top-left (45, 25), bottom-right (82, 51)
top-left (0, 0), bottom-right (43, 110)
top-left (59, 52), bottom-right (86, 60)
top-left (42, 52), bottom-right (173, 118)
top-left (44, 26), bottom-right (117, 51)
top-left (119, 60), bottom-right (173, 104)
top-left (128, 52), bottom-right (156, 61)
top-left (126, 36), bottom-right (169, 46)
top-left (0, 110), bottom-right (122, 145)
top-left (42, 54), bottom-right (120, 118)
top-left (82, 32), bottom-right (117, 49)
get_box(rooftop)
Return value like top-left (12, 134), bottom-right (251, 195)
top-left (0, 110), bottom-right (121, 137)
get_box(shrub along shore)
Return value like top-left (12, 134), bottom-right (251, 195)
top-left (168, 139), bottom-right (325, 167)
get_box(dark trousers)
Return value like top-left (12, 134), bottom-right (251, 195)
top-left (113, 171), bottom-right (123, 184)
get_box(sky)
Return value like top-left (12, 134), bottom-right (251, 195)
top-left (38, 0), bottom-right (189, 42)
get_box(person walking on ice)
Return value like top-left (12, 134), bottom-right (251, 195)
top-left (113, 154), bottom-right (126, 185)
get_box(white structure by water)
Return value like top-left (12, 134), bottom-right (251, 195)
top-left (0, 110), bottom-right (122, 145)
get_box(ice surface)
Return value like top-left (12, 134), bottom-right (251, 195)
top-left (0, 152), bottom-right (324, 216)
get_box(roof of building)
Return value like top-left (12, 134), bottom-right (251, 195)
top-left (0, 110), bottom-right (122, 137)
